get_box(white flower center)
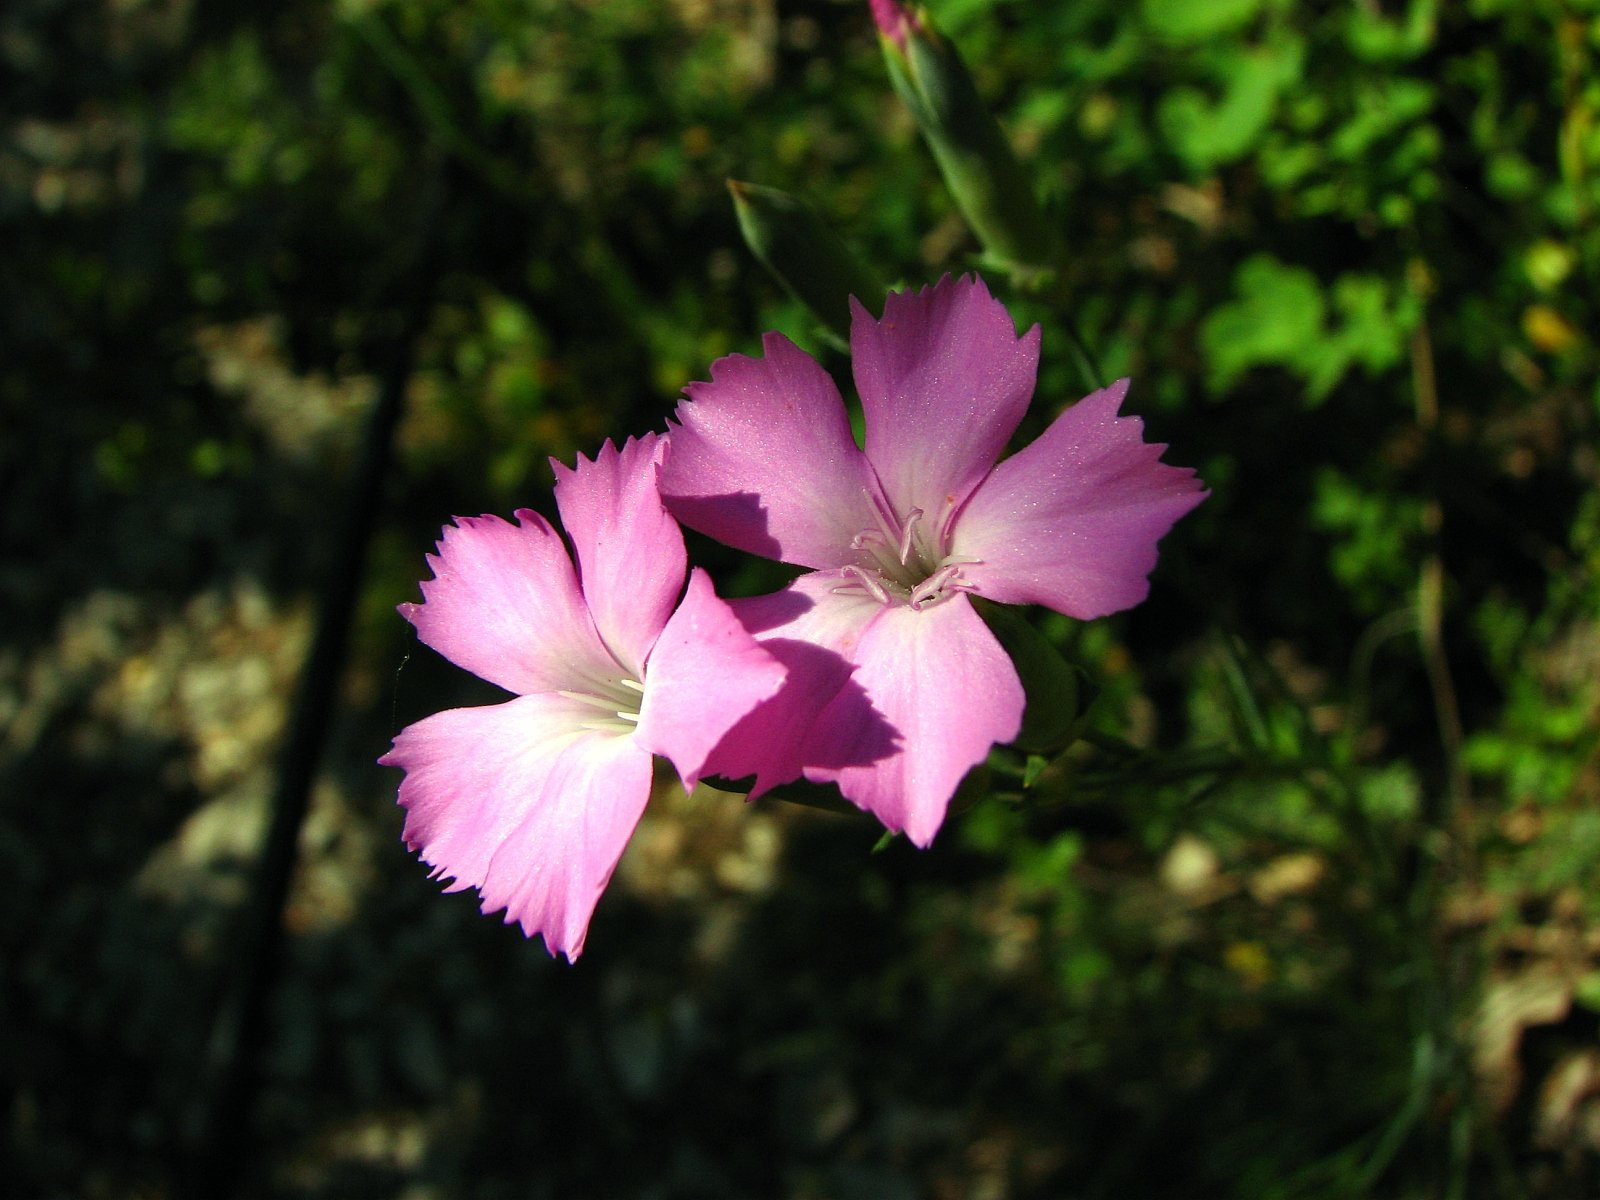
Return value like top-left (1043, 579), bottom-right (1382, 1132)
top-left (558, 675), bottom-right (645, 734)
top-left (834, 489), bottom-right (980, 610)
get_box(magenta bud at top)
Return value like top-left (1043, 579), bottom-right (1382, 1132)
top-left (870, 0), bottom-right (916, 49)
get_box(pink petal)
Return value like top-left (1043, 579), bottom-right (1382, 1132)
top-left (380, 693), bottom-right (652, 961)
top-left (697, 573), bottom-right (898, 796)
top-left (851, 275), bottom-right (1041, 530)
top-left (633, 567), bottom-right (787, 790)
top-left (551, 435), bottom-right (684, 676)
top-left (952, 380), bottom-right (1207, 618)
top-left (401, 511), bottom-right (618, 696)
top-left (806, 593), bottom-right (1023, 847)
top-left (660, 332), bottom-right (880, 570)
top-left (480, 731), bottom-right (652, 961)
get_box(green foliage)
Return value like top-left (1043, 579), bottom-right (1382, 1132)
top-left (1159, 37), bottom-right (1304, 169)
top-left (1311, 469), bottom-right (1427, 611)
top-left (1200, 257), bottom-right (1420, 401)
top-left (1141, 0), bottom-right (1264, 46)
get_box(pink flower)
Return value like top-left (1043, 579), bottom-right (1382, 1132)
top-left (660, 275), bottom-right (1205, 846)
top-left (380, 435), bottom-right (785, 960)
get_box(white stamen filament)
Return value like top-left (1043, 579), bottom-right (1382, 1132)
top-left (578, 715), bottom-right (639, 733)
top-left (558, 676), bottom-right (645, 734)
top-left (863, 487), bottom-right (903, 552)
top-left (557, 689), bottom-right (627, 711)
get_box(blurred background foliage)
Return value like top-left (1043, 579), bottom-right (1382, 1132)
top-left (3, 0), bottom-right (1599, 1196)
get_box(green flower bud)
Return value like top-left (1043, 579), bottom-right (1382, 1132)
top-left (876, 3), bottom-right (1058, 278)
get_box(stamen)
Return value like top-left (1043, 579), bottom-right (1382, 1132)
top-left (614, 710), bottom-right (640, 723)
top-left (909, 563), bottom-right (962, 609)
top-left (936, 494), bottom-right (965, 547)
top-left (838, 564), bottom-right (893, 605)
top-left (618, 678), bottom-right (645, 693)
top-left (898, 508), bottom-right (924, 566)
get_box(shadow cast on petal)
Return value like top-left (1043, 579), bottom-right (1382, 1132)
top-left (700, 635), bottom-right (899, 802)
top-left (661, 490), bottom-right (783, 562)
top-left (800, 671), bottom-right (899, 773)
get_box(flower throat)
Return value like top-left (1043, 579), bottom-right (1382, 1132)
top-left (835, 488), bottom-right (979, 610)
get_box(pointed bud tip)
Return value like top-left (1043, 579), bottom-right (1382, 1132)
top-left (869, 0), bottom-right (915, 49)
